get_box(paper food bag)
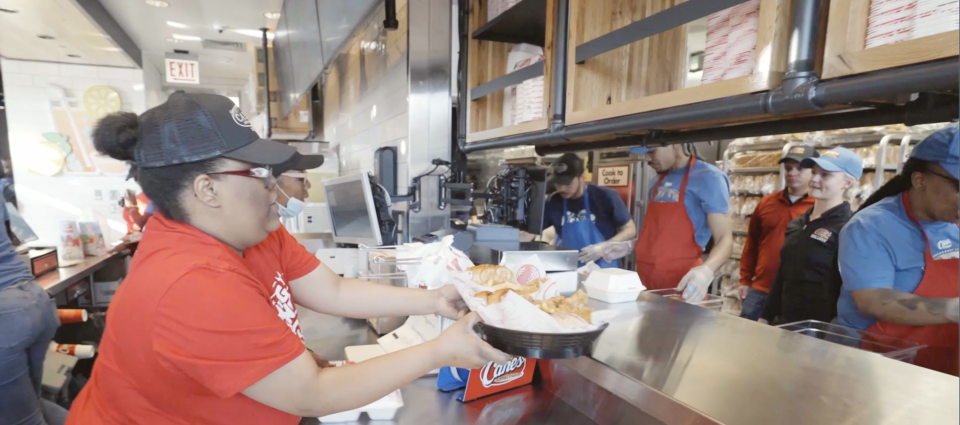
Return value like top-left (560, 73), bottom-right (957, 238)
top-left (58, 221), bottom-right (84, 264)
top-left (78, 221), bottom-right (107, 256)
top-left (397, 236), bottom-right (474, 290)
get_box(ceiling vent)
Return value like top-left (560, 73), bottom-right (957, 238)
top-left (202, 39), bottom-right (246, 52)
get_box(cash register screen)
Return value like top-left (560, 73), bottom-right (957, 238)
top-left (6, 202), bottom-right (38, 245)
top-left (323, 174), bottom-right (383, 246)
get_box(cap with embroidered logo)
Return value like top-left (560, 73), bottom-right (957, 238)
top-left (780, 145), bottom-right (818, 164)
top-left (800, 146), bottom-right (863, 180)
top-left (552, 153), bottom-right (584, 185)
top-left (134, 92), bottom-right (297, 170)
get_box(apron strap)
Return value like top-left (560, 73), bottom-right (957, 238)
top-left (901, 192), bottom-right (935, 248)
top-left (651, 155), bottom-right (697, 203)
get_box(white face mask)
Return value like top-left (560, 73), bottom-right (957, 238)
top-left (277, 186), bottom-right (305, 218)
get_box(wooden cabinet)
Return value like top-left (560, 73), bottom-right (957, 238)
top-left (564, 0), bottom-right (793, 125)
top-left (822, 0), bottom-right (959, 79)
top-left (466, 0), bottom-right (558, 143)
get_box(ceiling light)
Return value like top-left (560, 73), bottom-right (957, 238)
top-left (166, 38), bottom-right (185, 43)
top-left (172, 34), bottom-right (202, 41)
top-left (166, 21), bottom-right (189, 29)
top-left (264, 12), bottom-right (281, 19)
top-left (0, 7), bottom-right (18, 13)
top-left (37, 35), bottom-right (55, 40)
top-left (100, 47), bottom-right (122, 52)
top-left (145, 0), bottom-right (169, 7)
top-left (233, 29), bottom-right (273, 40)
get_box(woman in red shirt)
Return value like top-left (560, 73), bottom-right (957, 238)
top-left (66, 93), bottom-right (506, 425)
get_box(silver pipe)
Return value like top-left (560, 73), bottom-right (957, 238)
top-left (463, 59), bottom-right (958, 154)
top-left (781, 0), bottom-right (823, 94)
top-left (261, 28), bottom-right (272, 139)
top-left (551, 0), bottom-right (570, 128)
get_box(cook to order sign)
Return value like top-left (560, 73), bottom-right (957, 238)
top-left (597, 165), bottom-right (629, 186)
top-left (165, 58), bottom-right (200, 85)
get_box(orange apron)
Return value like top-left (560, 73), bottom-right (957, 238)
top-left (635, 156), bottom-right (704, 290)
top-left (864, 192), bottom-right (959, 376)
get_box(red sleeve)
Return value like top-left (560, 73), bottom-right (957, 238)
top-left (739, 196), bottom-right (765, 287)
top-left (153, 266), bottom-right (305, 399)
top-left (276, 225), bottom-right (321, 281)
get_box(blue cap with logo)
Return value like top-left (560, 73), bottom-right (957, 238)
top-left (629, 147), bottom-right (652, 155)
top-left (910, 125), bottom-right (959, 180)
top-left (801, 146), bottom-right (864, 180)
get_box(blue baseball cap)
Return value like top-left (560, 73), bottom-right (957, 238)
top-left (629, 147), bottom-right (652, 155)
top-left (801, 146), bottom-right (864, 180)
top-left (910, 126), bottom-right (959, 180)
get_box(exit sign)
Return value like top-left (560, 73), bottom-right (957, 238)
top-left (597, 165), bottom-right (629, 187)
top-left (165, 58), bottom-right (200, 85)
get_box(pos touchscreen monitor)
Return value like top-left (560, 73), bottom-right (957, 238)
top-left (322, 173), bottom-right (384, 246)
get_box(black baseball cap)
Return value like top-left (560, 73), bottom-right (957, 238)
top-left (134, 92), bottom-right (297, 170)
top-left (552, 153), bottom-right (584, 185)
top-left (780, 145), bottom-right (818, 164)
top-left (273, 153), bottom-right (324, 176)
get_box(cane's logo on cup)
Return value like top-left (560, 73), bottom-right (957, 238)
top-left (479, 356), bottom-right (527, 388)
top-left (516, 265), bottom-right (541, 284)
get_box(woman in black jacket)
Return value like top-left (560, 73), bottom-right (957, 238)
top-left (759, 147), bottom-right (863, 325)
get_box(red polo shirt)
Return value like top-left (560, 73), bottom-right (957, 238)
top-left (67, 215), bottom-right (320, 425)
top-left (739, 190), bottom-right (815, 293)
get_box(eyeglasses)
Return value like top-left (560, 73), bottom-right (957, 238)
top-left (927, 170), bottom-right (959, 192)
top-left (209, 166), bottom-right (274, 189)
top-left (281, 171), bottom-right (307, 180)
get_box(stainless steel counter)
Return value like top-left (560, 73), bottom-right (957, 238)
top-left (295, 308), bottom-right (598, 425)
top-left (549, 294), bottom-right (960, 425)
top-left (295, 293), bottom-right (959, 425)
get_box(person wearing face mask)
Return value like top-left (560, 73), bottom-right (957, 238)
top-left (835, 126), bottom-right (960, 376)
top-left (738, 146), bottom-right (817, 321)
top-left (629, 144), bottom-right (733, 302)
top-left (759, 147), bottom-right (861, 325)
top-left (66, 93), bottom-right (508, 425)
top-left (274, 154), bottom-right (323, 219)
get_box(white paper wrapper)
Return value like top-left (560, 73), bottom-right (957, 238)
top-left (396, 236), bottom-right (474, 289)
top-left (452, 255), bottom-right (618, 334)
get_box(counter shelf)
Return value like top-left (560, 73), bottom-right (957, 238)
top-left (777, 319), bottom-right (926, 364)
top-left (301, 293), bottom-right (959, 424)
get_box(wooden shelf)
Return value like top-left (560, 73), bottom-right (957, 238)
top-left (565, 0), bottom-right (793, 125)
top-left (822, 0), bottom-right (959, 79)
top-left (471, 0), bottom-right (547, 47)
top-left (465, 0), bottom-right (557, 143)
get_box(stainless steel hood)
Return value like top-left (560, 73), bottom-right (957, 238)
top-left (274, 0), bottom-right (378, 119)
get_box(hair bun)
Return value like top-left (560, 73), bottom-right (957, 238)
top-left (92, 112), bottom-right (139, 162)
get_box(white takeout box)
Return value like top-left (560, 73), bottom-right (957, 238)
top-left (583, 268), bottom-right (644, 303)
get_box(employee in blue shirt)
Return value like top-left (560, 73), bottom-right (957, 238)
top-left (631, 144), bottom-right (732, 302)
top-left (0, 203), bottom-right (68, 423)
top-left (541, 153), bottom-right (636, 268)
top-left (837, 126), bottom-right (959, 376)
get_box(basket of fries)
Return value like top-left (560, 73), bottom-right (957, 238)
top-left (452, 259), bottom-right (618, 359)
top-left (475, 322), bottom-right (610, 359)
